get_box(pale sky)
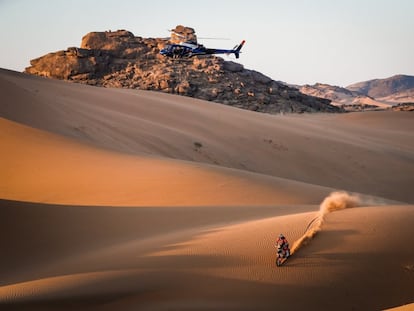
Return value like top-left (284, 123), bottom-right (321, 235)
top-left (1, 0), bottom-right (413, 86)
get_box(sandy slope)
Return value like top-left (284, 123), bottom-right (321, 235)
top-left (0, 117), bottom-right (331, 206)
top-left (0, 199), bottom-right (413, 311)
top-left (1, 68), bottom-right (414, 310)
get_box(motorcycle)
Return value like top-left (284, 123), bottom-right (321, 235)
top-left (276, 245), bottom-right (290, 266)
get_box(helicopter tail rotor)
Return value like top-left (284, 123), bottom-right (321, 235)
top-left (234, 40), bottom-right (246, 59)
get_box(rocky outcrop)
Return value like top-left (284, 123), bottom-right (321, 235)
top-left (26, 27), bottom-right (341, 114)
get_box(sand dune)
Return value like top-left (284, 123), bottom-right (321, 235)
top-left (1, 199), bottom-right (413, 310)
top-left (1, 68), bottom-right (414, 310)
top-left (0, 117), bottom-right (332, 206)
top-left (1, 68), bottom-right (413, 202)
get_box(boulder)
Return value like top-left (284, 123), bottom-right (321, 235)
top-left (223, 61), bottom-right (244, 72)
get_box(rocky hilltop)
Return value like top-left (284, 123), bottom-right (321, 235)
top-left (25, 26), bottom-right (340, 114)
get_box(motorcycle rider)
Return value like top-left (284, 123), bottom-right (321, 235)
top-left (276, 233), bottom-right (290, 258)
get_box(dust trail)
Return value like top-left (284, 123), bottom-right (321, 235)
top-left (291, 191), bottom-right (360, 255)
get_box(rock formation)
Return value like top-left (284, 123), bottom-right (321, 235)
top-left (25, 26), bottom-right (341, 113)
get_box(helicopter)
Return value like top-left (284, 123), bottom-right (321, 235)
top-left (159, 29), bottom-right (245, 59)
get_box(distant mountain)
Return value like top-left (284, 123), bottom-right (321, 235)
top-left (24, 26), bottom-right (340, 114)
top-left (297, 75), bottom-right (414, 111)
top-left (346, 74), bottom-right (414, 98)
top-left (298, 83), bottom-right (391, 111)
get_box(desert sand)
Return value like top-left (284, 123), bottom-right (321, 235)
top-left (1, 68), bottom-right (413, 310)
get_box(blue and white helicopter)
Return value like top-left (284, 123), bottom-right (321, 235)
top-left (160, 30), bottom-right (245, 59)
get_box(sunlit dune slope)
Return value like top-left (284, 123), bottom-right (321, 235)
top-left (0, 117), bottom-right (332, 206)
top-left (1, 68), bottom-right (413, 202)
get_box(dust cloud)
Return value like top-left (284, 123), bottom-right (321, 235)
top-left (291, 191), bottom-right (360, 254)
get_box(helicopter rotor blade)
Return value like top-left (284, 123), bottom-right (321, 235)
top-left (168, 30), bottom-right (187, 39)
top-left (168, 30), bottom-right (229, 40)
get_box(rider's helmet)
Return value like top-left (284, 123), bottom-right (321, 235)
top-left (279, 234), bottom-right (285, 239)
